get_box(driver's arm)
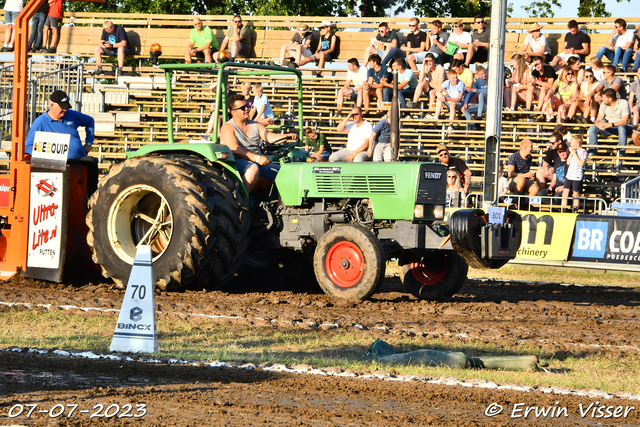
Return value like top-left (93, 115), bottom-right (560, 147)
top-left (259, 124), bottom-right (296, 144)
top-left (220, 122), bottom-right (259, 162)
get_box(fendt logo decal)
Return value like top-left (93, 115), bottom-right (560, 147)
top-left (35, 179), bottom-right (57, 197)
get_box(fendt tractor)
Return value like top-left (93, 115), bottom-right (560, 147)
top-left (1, 3), bottom-right (523, 301)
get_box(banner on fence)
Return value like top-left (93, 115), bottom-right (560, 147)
top-left (571, 215), bottom-right (640, 264)
top-left (515, 212), bottom-right (577, 261)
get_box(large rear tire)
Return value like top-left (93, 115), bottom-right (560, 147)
top-left (313, 224), bottom-right (385, 301)
top-left (86, 154), bottom-right (249, 290)
top-left (399, 250), bottom-right (468, 300)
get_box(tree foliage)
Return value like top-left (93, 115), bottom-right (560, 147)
top-left (522, 0), bottom-right (629, 18)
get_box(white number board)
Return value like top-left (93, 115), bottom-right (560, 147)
top-left (27, 172), bottom-right (64, 268)
top-left (488, 207), bottom-right (505, 225)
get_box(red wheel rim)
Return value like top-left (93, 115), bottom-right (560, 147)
top-left (410, 254), bottom-right (448, 286)
top-left (325, 241), bottom-right (365, 288)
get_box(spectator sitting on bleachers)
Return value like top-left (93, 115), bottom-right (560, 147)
top-left (94, 20), bottom-right (131, 76)
top-left (534, 161), bottom-right (555, 196)
top-left (330, 106), bottom-right (373, 162)
top-left (526, 56), bottom-right (556, 112)
top-left (596, 18), bottom-right (635, 72)
top-left (363, 54), bottom-right (391, 116)
top-left (403, 17), bottom-right (428, 73)
top-left (384, 58), bottom-right (418, 111)
top-left (363, 22), bottom-right (399, 68)
top-left (295, 21), bottom-right (336, 77)
top-left (302, 127), bottom-right (331, 161)
top-left (467, 15), bottom-right (490, 65)
top-left (219, 15), bottom-right (250, 60)
top-left (566, 57), bottom-right (585, 85)
top-left (541, 66), bottom-right (577, 123)
top-left (593, 64), bottom-right (627, 101)
top-left (503, 53), bottom-right (533, 111)
top-left (507, 139), bottom-right (539, 196)
top-left (549, 20), bottom-right (591, 71)
top-left (240, 81), bottom-right (253, 106)
top-left (423, 19), bottom-right (450, 66)
top-left (587, 88), bottom-right (632, 156)
top-left (548, 141), bottom-right (569, 197)
top-left (436, 143), bottom-right (472, 193)
top-left (278, 24), bottom-right (313, 67)
top-left (336, 58), bottom-right (368, 116)
top-left (185, 17), bottom-right (219, 64)
top-left (633, 33), bottom-right (640, 72)
top-left (461, 65), bottom-right (487, 129)
top-left (370, 109), bottom-right (394, 162)
top-left (440, 19), bottom-right (472, 67)
top-left (589, 56), bottom-right (605, 81)
top-left (571, 68), bottom-right (600, 124)
top-left (432, 68), bottom-right (464, 130)
top-left (629, 68), bottom-right (640, 125)
top-left (542, 131), bottom-right (564, 169)
top-left (411, 53), bottom-right (444, 110)
top-left (563, 135), bottom-right (587, 210)
top-left (250, 83), bottom-right (274, 126)
top-left (521, 24), bottom-right (552, 64)
top-left (632, 126), bottom-right (640, 146)
top-left (451, 58), bottom-right (474, 88)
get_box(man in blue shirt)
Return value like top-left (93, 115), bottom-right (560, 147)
top-left (26, 90), bottom-right (98, 194)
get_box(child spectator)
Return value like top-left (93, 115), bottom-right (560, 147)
top-left (562, 135), bottom-right (587, 210)
top-left (303, 127), bottom-right (331, 161)
top-left (589, 56), bottom-right (605, 81)
top-left (279, 24), bottom-right (313, 67)
top-left (432, 68), bottom-right (464, 131)
top-left (461, 65), bottom-right (487, 128)
top-left (250, 83), bottom-right (274, 126)
top-left (2, 0), bottom-right (23, 52)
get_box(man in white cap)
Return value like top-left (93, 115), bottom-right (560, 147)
top-left (295, 21), bottom-right (336, 77)
top-left (279, 23), bottom-right (313, 67)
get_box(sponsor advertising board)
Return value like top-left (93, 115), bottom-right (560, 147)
top-left (516, 212), bottom-right (577, 261)
top-left (571, 215), bottom-right (640, 264)
top-left (27, 172), bottom-right (64, 268)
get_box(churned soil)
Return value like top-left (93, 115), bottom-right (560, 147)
top-left (1, 272), bottom-right (640, 426)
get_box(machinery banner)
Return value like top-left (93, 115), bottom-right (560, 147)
top-left (515, 212), bottom-right (577, 261)
top-left (571, 215), bottom-right (640, 264)
top-left (27, 172), bottom-right (64, 268)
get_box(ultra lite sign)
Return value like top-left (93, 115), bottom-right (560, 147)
top-left (27, 172), bottom-right (64, 268)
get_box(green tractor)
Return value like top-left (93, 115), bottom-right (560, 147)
top-left (86, 63), bottom-right (522, 301)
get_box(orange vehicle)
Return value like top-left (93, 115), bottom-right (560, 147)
top-left (0, 0), bottom-right (102, 281)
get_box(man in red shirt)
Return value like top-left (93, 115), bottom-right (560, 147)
top-left (40, 0), bottom-right (62, 53)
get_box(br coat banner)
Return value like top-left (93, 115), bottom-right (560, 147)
top-left (571, 215), bottom-right (640, 264)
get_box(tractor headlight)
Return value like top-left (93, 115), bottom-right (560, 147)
top-left (414, 204), bottom-right (424, 218)
top-left (433, 205), bottom-right (444, 219)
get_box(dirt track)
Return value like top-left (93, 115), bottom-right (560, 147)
top-left (1, 273), bottom-right (640, 426)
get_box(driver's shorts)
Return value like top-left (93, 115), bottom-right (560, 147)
top-left (236, 158), bottom-right (280, 182)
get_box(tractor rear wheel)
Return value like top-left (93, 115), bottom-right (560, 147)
top-left (399, 250), bottom-right (468, 300)
top-left (313, 224), bottom-right (385, 301)
top-left (86, 154), bottom-right (249, 290)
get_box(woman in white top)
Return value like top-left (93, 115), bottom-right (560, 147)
top-left (569, 68), bottom-right (600, 124)
top-left (588, 57), bottom-right (605, 82)
top-left (521, 24), bottom-right (552, 63)
top-left (448, 19), bottom-right (473, 66)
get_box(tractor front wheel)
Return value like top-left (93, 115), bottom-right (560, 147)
top-left (399, 250), bottom-right (468, 300)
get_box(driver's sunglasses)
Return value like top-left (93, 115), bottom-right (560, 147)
top-left (233, 104), bottom-right (250, 111)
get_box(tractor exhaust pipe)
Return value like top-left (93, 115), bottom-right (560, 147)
top-left (390, 69), bottom-right (400, 162)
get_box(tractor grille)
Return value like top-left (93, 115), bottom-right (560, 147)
top-left (314, 175), bottom-right (397, 194)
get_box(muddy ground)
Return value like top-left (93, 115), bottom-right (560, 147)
top-left (1, 273), bottom-right (640, 426)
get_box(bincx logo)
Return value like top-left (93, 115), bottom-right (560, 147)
top-left (130, 306), bottom-right (143, 322)
top-left (573, 220), bottom-right (607, 258)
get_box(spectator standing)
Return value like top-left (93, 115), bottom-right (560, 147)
top-left (436, 144), bottom-right (472, 193)
top-left (25, 90), bottom-right (98, 195)
top-left (594, 64), bottom-right (627, 100)
top-left (302, 127), bottom-right (332, 161)
top-left (370, 110), bottom-right (394, 162)
top-left (503, 53), bottom-right (533, 111)
top-left (629, 68), bottom-right (640, 125)
top-left (279, 24), bottom-right (313, 67)
top-left (336, 58), bottom-right (368, 116)
top-left (384, 58), bottom-right (418, 110)
top-left (295, 21), bottom-right (336, 77)
top-left (550, 20), bottom-right (591, 70)
top-left (27, 0), bottom-right (48, 52)
top-left (363, 22), bottom-right (399, 68)
top-left (467, 15), bottom-right (490, 65)
top-left (403, 18), bottom-right (428, 73)
top-left (424, 20), bottom-right (450, 66)
top-left (411, 53), bottom-right (445, 109)
top-left (441, 19), bottom-right (472, 66)
top-left (596, 18), bottom-right (635, 72)
top-left (330, 107), bottom-right (373, 162)
top-left (40, 0), bottom-right (62, 53)
top-left (250, 83), bottom-right (274, 126)
top-left (507, 139), bottom-right (539, 196)
top-left (461, 65), bottom-right (487, 128)
top-left (587, 88), bottom-right (632, 155)
top-left (363, 54), bottom-right (391, 115)
top-left (433, 69), bottom-right (465, 131)
top-left (521, 24), bottom-right (552, 63)
top-left (185, 17), bottom-right (219, 64)
top-left (562, 135), bottom-right (587, 210)
top-left (94, 20), bottom-right (131, 75)
top-left (526, 56), bottom-right (556, 112)
top-left (219, 15), bottom-right (251, 60)
top-left (2, 0), bottom-right (23, 52)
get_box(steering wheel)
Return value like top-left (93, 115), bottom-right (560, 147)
top-left (260, 135), bottom-right (300, 157)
